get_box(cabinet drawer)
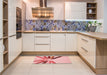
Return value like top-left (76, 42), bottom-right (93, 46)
top-left (35, 33), bottom-right (50, 37)
top-left (80, 46), bottom-right (89, 55)
top-left (35, 37), bottom-right (50, 44)
top-left (79, 35), bottom-right (89, 45)
top-left (35, 45), bottom-right (50, 51)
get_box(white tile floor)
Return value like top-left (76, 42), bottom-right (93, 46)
top-left (2, 56), bottom-right (96, 75)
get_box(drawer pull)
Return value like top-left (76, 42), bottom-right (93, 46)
top-left (35, 36), bottom-right (49, 38)
top-left (81, 38), bottom-right (88, 42)
top-left (36, 43), bottom-right (49, 45)
top-left (81, 47), bottom-right (88, 52)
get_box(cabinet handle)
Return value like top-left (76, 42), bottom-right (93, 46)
top-left (36, 43), bottom-right (49, 45)
top-left (81, 38), bottom-right (88, 42)
top-left (81, 47), bottom-right (88, 52)
top-left (35, 36), bottom-right (49, 38)
top-left (9, 34), bottom-right (16, 37)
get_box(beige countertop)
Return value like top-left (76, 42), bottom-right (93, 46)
top-left (22, 31), bottom-right (107, 40)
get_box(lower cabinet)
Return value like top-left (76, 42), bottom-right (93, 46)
top-left (8, 36), bottom-right (17, 64)
top-left (35, 33), bottom-right (51, 51)
top-left (51, 33), bottom-right (66, 51)
top-left (16, 38), bottom-right (22, 54)
top-left (22, 33), bottom-right (35, 51)
top-left (78, 35), bottom-right (96, 68)
top-left (66, 34), bottom-right (77, 51)
top-left (22, 33), bottom-right (77, 52)
top-left (0, 40), bottom-right (3, 73)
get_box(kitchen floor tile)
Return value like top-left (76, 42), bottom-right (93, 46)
top-left (2, 56), bottom-right (96, 75)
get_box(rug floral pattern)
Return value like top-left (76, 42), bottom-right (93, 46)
top-left (33, 56), bottom-right (71, 64)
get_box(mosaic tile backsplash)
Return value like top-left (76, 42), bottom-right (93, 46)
top-left (25, 20), bottom-right (90, 31)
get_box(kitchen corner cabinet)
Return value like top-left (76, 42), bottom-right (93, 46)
top-left (78, 34), bottom-right (96, 68)
top-left (8, 36), bottom-right (17, 63)
top-left (22, 33), bottom-right (35, 51)
top-left (65, 2), bottom-right (86, 19)
top-left (51, 33), bottom-right (66, 51)
top-left (66, 34), bottom-right (77, 51)
top-left (0, 40), bottom-right (3, 73)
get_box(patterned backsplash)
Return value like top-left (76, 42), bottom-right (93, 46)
top-left (25, 20), bottom-right (91, 31)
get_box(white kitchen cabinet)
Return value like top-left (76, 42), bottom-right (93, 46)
top-left (47, 0), bottom-right (64, 20)
top-left (0, 52), bottom-right (3, 73)
top-left (8, 0), bottom-right (16, 36)
top-left (22, 33), bottom-right (35, 51)
top-left (66, 34), bottom-right (77, 51)
top-left (35, 33), bottom-right (50, 51)
top-left (78, 35), bottom-right (96, 68)
top-left (51, 33), bottom-right (66, 51)
top-left (16, 38), bottom-right (22, 54)
top-left (0, 40), bottom-right (3, 73)
top-left (65, 2), bottom-right (86, 19)
top-left (0, 0), bottom-right (3, 39)
top-left (8, 36), bottom-right (17, 64)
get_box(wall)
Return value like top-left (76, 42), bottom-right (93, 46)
top-left (23, 0), bottom-right (39, 20)
top-left (104, 0), bottom-right (107, 33)
top-left (22, 1), bottom-right (26, 31)
top-left (16, 0), bottom-right (23, 8)
top-left (23, 0), bottom-right (94, 20)
top-left (95, 0), bottom-right (104, 20)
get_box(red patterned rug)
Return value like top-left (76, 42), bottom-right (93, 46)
top-left (33, 56), bottom-right (71, 64)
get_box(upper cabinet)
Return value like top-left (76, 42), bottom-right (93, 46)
top-left (87, 3), bottom-right (97, 19)
top-left (65, 2), bottom-right (86, 20)
top-left (8, 0), bottom-right (16, 36)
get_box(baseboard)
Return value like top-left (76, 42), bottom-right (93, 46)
top-left (0, 52), bottom-right (22, 75)
top-left (21, 51), bottom-right (78, 56)
top-left (78, 53), bottom-right (96, 73)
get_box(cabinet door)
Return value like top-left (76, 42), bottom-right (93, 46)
top-left (16, 38), bottom-right (22, 54)
top-left (8, 36), bottom-right (17, 64)
top-left (51, 33), bottom-right (66, 51)
top-left (8, 0), bottom-right (16, 36)
top-left (0, 0), bottom-right (3, 38)
top-left (0, 40), bottom-right (3, 72)
top-left (65, 2), bottom-right (86, 19)
top-left (22, 33), bottom-right (35, 51)
top-left (66, 34), bottom-right (77, 51)
top-left (88, 37), bottom-right (96, 68)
